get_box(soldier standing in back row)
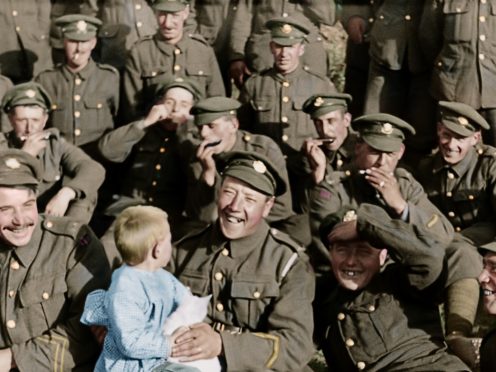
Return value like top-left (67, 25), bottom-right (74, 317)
top-left (36, 14), bottom-right (119, 157)
top-left (122, 0), bottom-right (225, 121)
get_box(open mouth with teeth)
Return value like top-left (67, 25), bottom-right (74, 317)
top-left (482, 288), bottom-right (496, 296)
top-left (342, 270), bottom-right (361, 277)
top-left (225, 214), bottom-right (244, 224)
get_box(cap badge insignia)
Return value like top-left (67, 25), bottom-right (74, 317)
top-left (314, 97), bottom-right (324, 107)
top-left (25, 89), bottom-right (36, 98)
top-left (381, 123), bottom-right (393, 135)
top-left (5, 158), bottom-right (21, 169)
top-left (343, 210), bottom-right (357, 222)
top-left (253, 160), bottom-right (267, 174)
top-left (281, 24), bottom-right (292, 34)
top-left (458, 116), bottom-right (469, 126)
top-left (76, 20), bottom-right (87, 33)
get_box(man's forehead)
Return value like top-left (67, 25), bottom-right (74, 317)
top-left (164, 87), bottom-right (194, 101)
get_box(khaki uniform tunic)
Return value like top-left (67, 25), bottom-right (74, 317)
top-left (122, 33), bottom-right (225, 121)
top-left (0, 0), bottom-right (52, 83)
top-left (35, 59), bottom-right (119, 148)
top-left (417, 146), bottom-right (496, 246)
top-left (0, 216), bottom-right (111, 371)
top-left (0, 130), bottom-right (105, 224)
top-left (0, 75), bottom-right (14, 133)
top-left (170, 221), bottom-right (315, 371)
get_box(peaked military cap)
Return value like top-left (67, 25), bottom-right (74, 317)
top-left (303, 93), bottom-right (352, 119)
top-left (191, 97), bottom-right (241, 126)
top-left (438, 101), bottom-right (490, 137)
top-left (55, 14), bottom-right (102, 41)
top-left (479, 241), bottom-right (496, 255)
top-left (155, 77), bottom-right (203, 102)
top-left (265, 16), bottom-right (309, 46)
top-left (2, 82), bottom-right (53, 113)
top-left (0, 149), bottom-right (42, 187)
top-left (352, 113), bottom-right (416, 152)
top-left (319, 207), bottom-right (357, 246)
top-left (152, 0), bottom-right (189, 12)
top-left (217, 151), bottom-right (286, 197)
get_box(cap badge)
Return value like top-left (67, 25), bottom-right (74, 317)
top-left (253, 160), bottom-right (267, 174)
top-left (25, 89), bottom-right (36, 98)
top-left (229, 110), bottom-right (236, 115)
top-left (281, 24), bottom-right (292, 34)
top-left (76, 20), bottom-right (87, 33)
top-left (314, 97), bottom-right (324, 107)
top-left (381, 123), bottom-right (393, 135)
top-left (343, 210), bottom-right (357, 222)
top-left (458, 116), bottom-right (469, 126)
top-left (5, 158), bottom-right (21, 169)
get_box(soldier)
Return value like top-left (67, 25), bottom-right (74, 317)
top-left (238, 17), bottom-right (335, 209)
top-left (186, 96), bottom-right (310, 245)
top-left (0, 82), bottom-right (105, 224)
top-left (228, 0), bottom-right (336, 88)
top-left (0, 75), bottom-right (14, 133)
top-left (98, 78), bottom-right (201, 241)
top-left (316, 204), bottom-right (468, 371)
top-left (0, 0), bottom-right (52, 83)
top-left (308, 113), bottom-right (483, 367)
top-left (169, 151), bottom-right (315, 371)
top-left (122, 0), bottom-right (225, 121)
top-left (36, 14), bottom-right (120, 156)
top-left (420, 1), bottom-right (496, 146)
top-left (0, 148), bottom-right (111, 370)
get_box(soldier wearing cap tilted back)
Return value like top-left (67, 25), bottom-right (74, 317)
top-left (184, 96), bottom-right (310, 245)
top-left (35, 14), bottom-right (119, 156)
top-left (121, 0), bottom-right (224, 122)
top-left (238, 16), bottom-right (335, 210)
top-left (169, 151), bottom-right (315, 371)
top-left (0, 82), bottom-right (105, 224)
top-left (0, 149), bottom-right (110, 370)
top-left (307, 114), bottom-right (482, 323)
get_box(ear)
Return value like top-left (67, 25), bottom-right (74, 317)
top-left (89, 37), bottom-right (97, 50)
top-left (343, 112), bottom-right (352, 128)
top-left (379, 249), bottom-right (388, 266)
top-left (41, 112), bottom-right (49, 128)
top-left (396, 143), bottom-right (405, 160)
top-left (151, 243), bottom-right (160, 259)
top-left (231, 117), bottom-right (240, 130)
top-left (262, 196), bottom-right (275, 218)
top-left (472, 131), bottom-right (482, 145)
top-left (183, 5), bottom-right (190, 19)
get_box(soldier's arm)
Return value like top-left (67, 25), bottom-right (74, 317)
top-left (418, 0), bottom-right (444, 64)
top-left (228, 0), bottom-right (253, 62)
top-left (59, 138), bottom-right (106, 199)
top-left (121, 46), bottom-right (145, 121)
top-left (11, 225), bottom-right (111, 370)
top-left (206, 46), bottom-right (226, 97)
top-left (37, 0), bottom-right (51, 40)
top-left (220, 256), bottom-right (315, 371)
top-left (98, 120), bottom-right (148, 162)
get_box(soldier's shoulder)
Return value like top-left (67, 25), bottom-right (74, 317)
top-left (36, 64), bottom-right (64, 78)
top-left (395, 167), bottom-right (416, 181)
top-left (41, 216), bottom-right (84, 240)
top-left (242, 131), bottom-right (277, 148)
top-left (477, 144), bottom-right (496, 159)
top-left (130, 34), bottom-right (155, 50)
top-left (188, 33), bottom-right (210, 46)
top-left (323, 168), bottom-right (351, 186)
top-left (95, 62), bottom-right (119, 76)
top-left (173, 222), bottom-right (211, 246)
top-left (0, 74), bottom-right (12, 87)
top-left (268, 227), bottom-right (306, 255)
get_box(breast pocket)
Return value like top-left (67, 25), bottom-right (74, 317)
top-left (230, 277), bottom-right (279, 329)
top-left (177, 271), bottom-right (210, 296)
top-left (442, 0), bottom-right (473, 42)
top-left (142, 66), bottom-right (171, 101)
top-left (250, 98), bottom-right (275, 124)
top-left (453, 190), bottom-right (482, 226)
top-left (293, 96), bottom-right (315, 137)
top-left (84, 96), bottom-right (114, 139)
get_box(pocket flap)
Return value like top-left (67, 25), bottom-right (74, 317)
top-left (443, 0), bottom-right (470, 14)
top-left (186, 64), bottom-right (212, 77)
top-left (141, 66), bottom-right (167, 78)
top-left (19, 274), bottom-right (67, 307)
top-left (178, 271), bottom-right (209, 295)
top-left (84, 97), bottom-right (105, 109)
top-left (230, 280), bottom-right (279, 299)
top-left (250, 98), bottom-right (273, 112)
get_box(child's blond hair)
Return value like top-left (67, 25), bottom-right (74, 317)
top-left (114, 206), bottom-right (169, 265)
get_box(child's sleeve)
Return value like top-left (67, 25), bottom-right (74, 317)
top-left (80, 289), bottom-right (109, 326)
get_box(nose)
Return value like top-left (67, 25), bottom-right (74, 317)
top-left (479, 268), bottom-right (490, 284)
top-left (200, 125), bottom-right (210, 139)
top-left (228, 193), bottom-right (243, 211)
top-left (376, 153), bottom-right (386, 166)
top-left (344, 249), bottom-right (357, 266)
top-left (164, 14), bottom-right (174, 28)
top-left (12, 209), bottom-right (25, 226)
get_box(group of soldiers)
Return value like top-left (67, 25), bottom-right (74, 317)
top-left (0, 0), bottom-right (496, 371)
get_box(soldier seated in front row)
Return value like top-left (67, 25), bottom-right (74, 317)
top-left (0, 149), bottom-right (110, 370)
top-left (0, 82), bottom-right (105, 224)
top-left (315, 204), bottom-right (469, 371)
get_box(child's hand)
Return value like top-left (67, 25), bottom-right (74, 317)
top-left (90, 325), bottom-right (107, 347)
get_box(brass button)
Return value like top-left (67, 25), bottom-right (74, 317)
top-left (216, 303), bottom-right (224, 312)
top-left (479, 53), bottom-right (485, 60)
top-left (74, 95), bottom-right (81, 102)
top-left (46, 221), bottom-right (53, 228)
top-left (160, 147), bottom-right (166, 153)
top-left (15, 26), bottom-right (20, 32)
top-left (368, 17), bottom-right (374, 23)
top-left (42, 292), bottom-right (50, 300)
top-left (164, 138), bottom-right (169, 142)
top-left (214, 272), bottom-right (223, 281)
top-left (74, 128), bottom-right (81, 136)
top-left (282, 96), bottom-right (289, 103)
top-left (155, 164), bottom-right (161, 171)
top-left (468, 194), bottom-right (474, 200)
top-left (243, 134), bottom-right (251, 142)
top-left (447, 172), bottom-right (455, 179)
top-left (10, 261), bottom-right (20, 270)
top-left (448, 211), bottom-right (455, 217)
top-left (137, 21), bottom-right (143, 28)
top-left (345, 338), bottom-right (355, 347)
top-left (337, 313), bottom-right (345, 321)
top-left (368, 305), bottom-right (375, 312)
top-left (446, 191), bottom-right (452, 197)
top-left (455, 226), bottom-right (461, 232)
top-left (357, 361), bottom-right (366, 370)
top-left (174, 48), bottom-right (181, 55)
top-left (74, 111), bottom-right (81, 118)
top-left (12, 10), bottom-right (18, 16)
top-left (135, 3), bottom-right (142, 10)
top-left (303, 65), bottom-right (309, 71)
top-left (379, 14), bottom-right (384, 20)
top-left (345, 170), bottom-right (351, 176)
top-left (480, 16), bottom-right (486, 22)
top-left (151, 71), bottom-right (157, 77)
top-left (437, 61), bottom-right (443, 67)
top-left (148, 197), bottom-right (153, 202)
top-left (337, 159), bottom-right (343, 167)
top-left (282, 134), bottom-right (289, 142)
top-left (281, 116), bottom-right (288, 123)
top-left (282, 12), bottom-right (288, 17)
top-left (8, 290), bottom-right (15, 298)
top-left (482, 0), bottom-right (487, 3)
top-left (221, 248), bottom-right (229, 256)
top-left (456, 7), bottom-right (461, 12)
top-left (282, 81), bottom-right (290, 87)
top-left (97, 103), bottom-right (103, 109)
top-left (198, 70), bottom-right (204, 75)
top-left (75, 78), bottom-right (82, 85)
top-left (253, 291), bottom-right (261, 299)
top-left (52, 104), bottom-right (58, 110)
top-left (174, 65), bottom-right (181, 72)
top-left (152, 181), bottom-right (157, 186)
top-left (480, 34), bottom-right (486, 41)
top-left (404, 14), bottom-right (411, 20)
top-left (6, 320), bottom-right (16, 329)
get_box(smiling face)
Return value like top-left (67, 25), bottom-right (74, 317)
top-left (354, 141), bottom-right (404, 173)
top-left (0, 186), bottom-right (38, 247)
top-left (313, 109), bottom-right (351, 152)
top-left (218, 176), bottom-right (274, 240)
top-left (330, 240), bottom-right (387, 291)
top-left (437, 123), bottom-right (479, 165)
top-left (269, 41), bottom-right (304, 75)
top-left (479, 252), bottom-right (496, 315)
top-left (156, 7), bottom-right (189, 44)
